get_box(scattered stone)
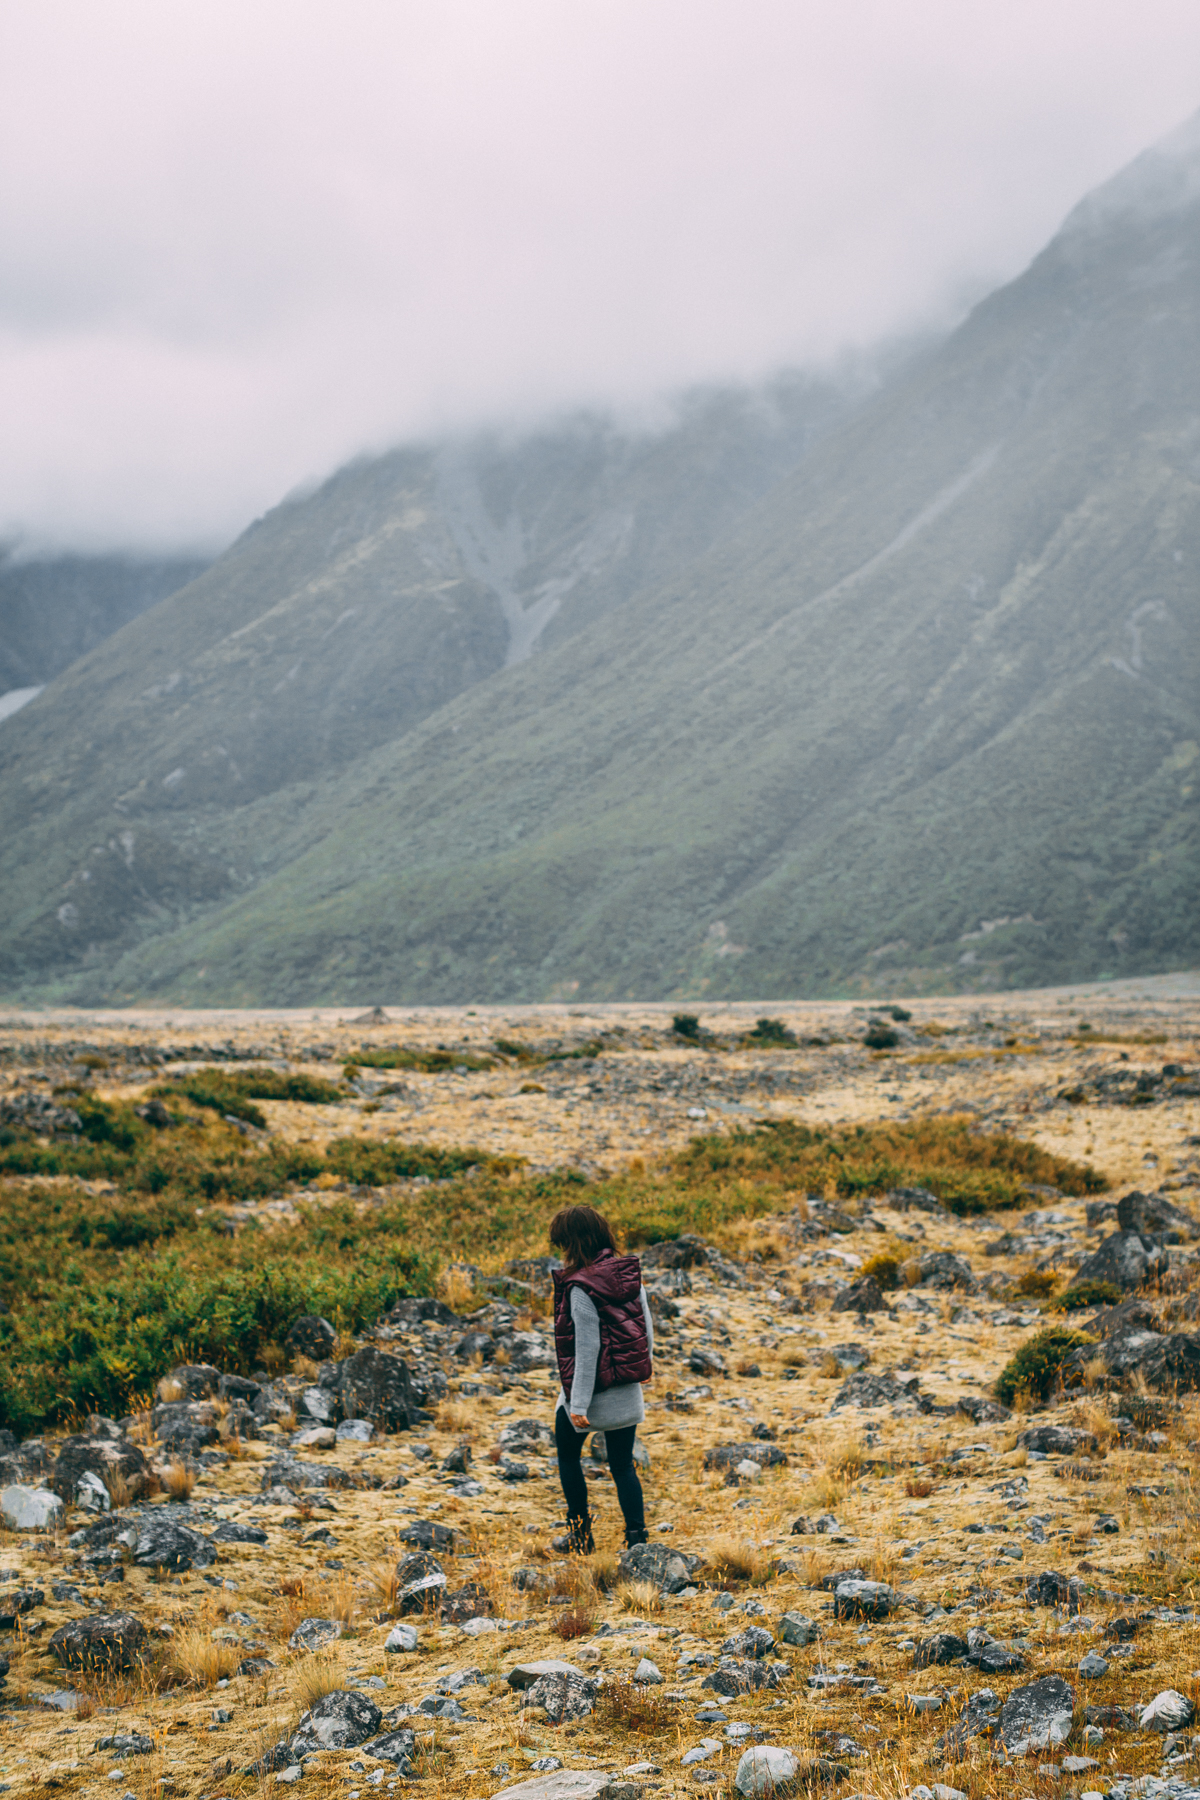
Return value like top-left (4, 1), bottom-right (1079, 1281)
top-left (94, 1735), bottom-right (154, 1758)
top-left (441, 1582), bottom-right (492, 1624)
top-left (1140, 1691), bottom-right (1196, 1731)
top-left (998, 1675), bottom-right (1076, 1753)
top-left (212, 1521), bottom-right (268, 1545)
top-left (779, 1612), bottom-right (821, 1646)
top-left (292, 1426), bottom-right (336, 1450)
top-left (703, 1443), bottom-right (788, 1472)
top-left (395, 1551), bottom-right (447, 1612)
top-left (618, 1542), bottom-right (701, 1593)
top-left (1078, 1652), bottom-right (1109, 1678)
top-left (830, 1371), bottom-right (926, 1413)
top-left (288, 1618), bottom-right (342, 1653)
top-left (917, 1253), bottom-right (976, 1292)
top-left (0, 1485), bottom-right (63, 1531)
top-left (507, 1660), bottom-right (586, 1690)
top-left (384, 1623), bottom-right (419, 1653)
top-left (913, 1634), bottom-right (968, 1668)
top-left (634, 1658), bottom-right (662, 1684)
top-left (360, 1729), bottom-right (417, 1769)
top-left (833, 1581), bottom-right (897, 1621)
top-left (522, 1669), bottom-right (598, 1723)
top-left (49, 1612), bottom-right (146, 1672)
top-left (832, 1275), bottom-right (886, 1314)
top-left (286, 1316), bottom-right (337, 1361)
top-left (1023, 1570), bottom-right (1082, 1613)
top-left (132, 1518), bottom-right (217, 1572)
top-left (735, 1747), bottom-right (798, 1797)
top-left (399, 1519), bottom-right (456, 1551)
top-left (1074, 1231), bottom-right (1168, 1291)
top-left (290, 1689), bottom-right (382, 1754)
top-left (339, 1348), bottom-right (417, 1431)
top-left (1117, 1190), bottom-right (1200, 1241)
top-left (50, 1436), bottom-right (148, 1506)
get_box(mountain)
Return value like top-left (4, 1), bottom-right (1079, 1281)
top-left (1, 117), bottom-right (1197, 1004)
top-left (0, 367), bottom-right (887, 993)
top-left (0, 550), bottom-right (210, 701)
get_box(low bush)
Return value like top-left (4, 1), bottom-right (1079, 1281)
top-left (996, 1327), bottom-right (1094, 1406)
top-left (746, 1017), bottom-right (795, 1045)
top-left (671, 1015), bottom-right (701, 1040)
top-left (1051, 1280), bottom-right (1123, 1312)
top-left (860, 1253), bottom-right (901, 1290)
top-left (1015, 1269), bottom-right (1060, 1299)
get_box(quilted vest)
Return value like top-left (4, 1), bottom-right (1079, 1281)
top-left (552, 1249), bottom-right (651, 1399)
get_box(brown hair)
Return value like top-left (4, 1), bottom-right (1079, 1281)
top-left (549, 1204), bottom-right (617, 1272)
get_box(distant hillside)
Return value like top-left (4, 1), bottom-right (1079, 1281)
top-left (0, 551), bottom-right (210, 695)
top-left (0, 116), bottom-right (1196, 1004)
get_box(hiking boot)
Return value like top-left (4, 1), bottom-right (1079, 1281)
top-left (624, 1524), bottom-right (650, 1548)
top-left (567, 1513), bottom-right (595, 1555)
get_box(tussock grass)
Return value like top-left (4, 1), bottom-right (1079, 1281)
top-left (290, 1650), bottom-right (346, 1713)
top-left (167, 1626), bottom-right (241, 1688)
top-left (161, 1462), bottom-right (197, 1501)
top-left (705, 1535), bottom-right (772, 1587)
top-left (594, 1673), bottom-right (676, 1734)
top-left (614, 1578), bottom-right (662, 1612)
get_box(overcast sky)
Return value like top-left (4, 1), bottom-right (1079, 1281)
top-left (2, 1), bottom-right (1198, 554)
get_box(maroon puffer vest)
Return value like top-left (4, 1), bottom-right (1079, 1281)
top-left (552, 1250), bottom-right (652, 1397)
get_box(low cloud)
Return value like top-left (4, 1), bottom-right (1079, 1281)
top-left (2, 0), bottom-right (1198, 552)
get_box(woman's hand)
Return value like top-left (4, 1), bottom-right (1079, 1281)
top-left (570, 1412), bottom-right (589, 1430)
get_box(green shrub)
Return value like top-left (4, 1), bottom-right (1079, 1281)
top-left (864, 1023), bottom-right (899, 1050)
top-left (860, 1252), bottom-right (901, 1290)
top-left (996, 1327), bottom-right (1094, 1405)
top-left (1051, 1280), bottom-right (1123, 1312)
top-left (349, 1047), bottom-right (496, 1073)
top-left (1015, 1269), bottom-right (1060, 1299)
top-left (746, 1017), bottom-right (796, 1045)
top-left (672, 1014), bottom-right (701, 1040)
top-left (886, 1006), bottom-right (912, 1022)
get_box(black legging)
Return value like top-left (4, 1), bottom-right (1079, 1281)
top-left (555, 1408), bottom-right (644, 1533)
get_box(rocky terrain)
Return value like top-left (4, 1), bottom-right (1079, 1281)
top-left (0, 980), bottom-right (1198, 1800)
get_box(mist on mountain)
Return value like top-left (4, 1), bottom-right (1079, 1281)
top-left (0, 116), bottom-right (1196, 1004)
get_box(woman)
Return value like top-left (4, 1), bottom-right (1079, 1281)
top-left (550, 1202), bottom-right (654, 1554)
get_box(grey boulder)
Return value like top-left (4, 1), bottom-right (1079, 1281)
top-left (1117, 1190), bottom-right (1200, 1241)
top-left (0, 1485), bottom-right (63, 1531)
top-left (735, 1747), bottom-right (799, 1797)
top-left (288, 1617), bottom-right (342, 1653)
top-left (913, 1634), bottom-right (968, 1667)
top-left (339, 1347), bottom-right (417, 1432)
top-left (618, 1541), bottom-right (702, 1593)
top-left (395, 1551), bottom-right (447, 1613)
top-left (833, 1579), bottom-right (897, 1620)
top-left (131, 1518), bottom-right (216, 1572)
top-left (290, 1689), bottom-right (382, 1754)
top-left (1073, 1230), bottom-right (1167, 1291)
top-left (832, 1274), bottom-right (886, 1314)
top-left (522, 1670), bottom-right (598, 1723)
top-left (719, 1627), bottom-right (776, 1660)
top-left (287, 1315), bottom-right (337, 1361)
top-left (50, 1435), bottom-right (148, 1505)
top-left (1140, 1691), bottom-right (1196, 1731)
top-left (360, 1728), bottom-right (417, 1769)
top-left (49, 1611), bottom-right (146, 1672)
top-left (998, 1675), bottom-right (1075, 1753)
top-left (779, 1612), bottom-right (820, 1646)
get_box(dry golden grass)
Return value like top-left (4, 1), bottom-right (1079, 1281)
top-left (290, 1649), bottom-right (346, 1713)
top-left (552, 1606), bottom-right (596, 1639)
top-left (364, 1556), bottom-right (400, 1614)
top-left (705, 1534), bottom-right (772, 1587)
top-left (104, 1467), bottom-right (133, 1508)
top-left (818, 1351), bottom-right (844, 1379)
top-left (161, 1461), bottom-right (197, 1501)
top-left (324, 1574), bottom-right (357, 1626)
top-left (438, 1265), bottom-right (480, 1312)
top-left (156, 1376), bottom-right (184, 1403)
top-left (435, 1399), bottom-right (476, 1436)
top-left (589, 1549), bottom-right (620, 1592)
top-left (613, 1577), bottom-right (662, 1613)
top-left (904, 1476), bottom-right (935, 1498)
top-left (167, 1626), bottom-right (241, 1689)
top-left (594, 1672), bottom-right (677, 1734)
top-left (780, 1344), bottom-right (806, 1368)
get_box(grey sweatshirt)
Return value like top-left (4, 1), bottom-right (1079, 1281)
top-left (556, 1284), bottom-right (654, 1432)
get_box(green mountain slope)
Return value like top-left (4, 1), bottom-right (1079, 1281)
top-left (1, 119), bottom-right (1197, 1003)
top-left (0, 372), bottom-right (874, 986)
top-left (0, 551), bottom-right (209, 693)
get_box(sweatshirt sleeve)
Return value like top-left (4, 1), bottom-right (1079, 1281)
top-left (568, 1286), bottom-right (601, 1416)
top-left (641, 1285), bottom-right (654, 1360)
